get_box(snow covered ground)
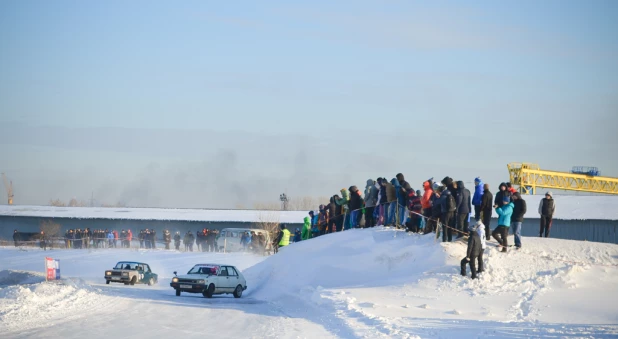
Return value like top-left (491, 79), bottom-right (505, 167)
top-left (1, 228), bottom-right (617, 338)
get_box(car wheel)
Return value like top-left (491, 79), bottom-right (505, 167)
top-left (233, 285), bottom-right (243, 298)
top-left (130, 276), bottom-right (137, 286)
top-left (203, 283), bottom-right (215, 298)
top-left (148, 278), bottom-right (155, 286)
top-left (175, 289), bottom-right (181, 297)
top-left (106, 280), bottom-right (110, 285)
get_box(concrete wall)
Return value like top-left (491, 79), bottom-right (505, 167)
top-left (515, 218), bottom-right (617, 244)
top-left (0, 216), bottom-right (303, 241)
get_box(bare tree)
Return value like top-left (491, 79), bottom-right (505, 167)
top-left (40, 220), bottom-right (61, 249)
top-left (68, 198), bottom-right (88, 207)
top-left (49, 198), bottom-right (66, 207)
top-left (287, 196), bottom-right (330, 211)
top-left (253, 202), bottom-right (280, 210)
top-left (255, 210), bottom-right (281, 242)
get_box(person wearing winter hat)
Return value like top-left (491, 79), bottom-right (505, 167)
top-left (493, 196), bottom-right (514, 252)
top-left (538, 192), bottom-right (555, 237)
top-left (511, 192), bottom-right (527, 248)
top-left (480, 183), bottom-right (493, 240)
top-left (461, 222), bottom-right (484, 279)
top-left (472, 177), bottom-right (484, 221)
top-left (474, 220), bottom-right (487, 273)
top-left (494, 182), bottom-right (512, 207)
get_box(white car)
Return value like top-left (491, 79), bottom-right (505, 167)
top-left (170, 264), bottom-right (247, 298)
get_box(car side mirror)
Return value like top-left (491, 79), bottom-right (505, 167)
top-left (173, 271), bottom-right (177, 276)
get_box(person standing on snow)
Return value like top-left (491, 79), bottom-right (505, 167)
top-left (293, 228), bottom-right (302, 243)
top-left (174, 231), bottom-right (181, 250)
top-left (348, 186), bottom-right (363, 229)
top-left (472, 177), bottom-right (484, 221)
top-left (364, 179), bottom-right (378, 228)
top-left (301, 216), bottom-right (311, 240)
top-left (538, 192), bottom-right (555, 238)
top-left (493, 197), bottom-right (514, 252)
top-left (274, 224), bottom-right (290, 253)
top-left (511, 193), bottom-right (527, 249)
top-left (456, 181), bottom-right (472, 239)
top-left (494, 183), bottom-right (512, 206)
top-left (461, 222), bottom-right (483, 279)
top-left (480, 183), bottom-right (493, 240)
top-left (421, 181), bottom-right (435, 234)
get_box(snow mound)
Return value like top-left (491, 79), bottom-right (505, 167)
top-left (244, 227), bottom-right (445, 299)
top-left (0, 274), bottom-right (105, 333)
top-left (244, 227), bottom-right (618, 338)
top-left (0, 270), bottom-right (46, 287)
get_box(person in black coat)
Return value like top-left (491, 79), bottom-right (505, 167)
top-left (456, 181), bottom-right (471, 238)
top-left (511, 193), bottom-right (527, 248)
top-left (461, 224), bottom-right (483, 279)
top-left (494, 182), bottom-right (512, 206)
top-left (480, 183), bottom-right (493, 240)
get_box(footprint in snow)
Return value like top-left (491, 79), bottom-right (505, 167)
top-left (449, 310), bottom-right (462, 315)
top-left (418, 304), bottom-right (429, 309)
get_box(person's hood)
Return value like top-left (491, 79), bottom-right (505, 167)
top-left (457, 181), bottom-right (465, 190)
top-left (319, 204), bottom-right (325, 211)
top-left (474, 177), bottom-right (482, 186)
top-left (330, 196), bottom-right (336, 203)
top-left (366, 179), bottom-right (375, 188)
top-left (349, 186), bottom-right (358, 193)
top-left (390, 178), bottom-right (399, 187)
top-left (423, 181), bottom-right (431, 190)
top-left (304, 216), bottom-right (310, 223)
top-left (499, 182), bottom-right (507, 190)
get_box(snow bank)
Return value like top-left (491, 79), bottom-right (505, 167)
top-left (244, 227), bottom-right (618, 338)
top-left (0, 274), bottom-right (105, 333)
top-left (245, 228), bottom-right (445, 299)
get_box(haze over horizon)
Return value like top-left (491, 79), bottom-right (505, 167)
top-left (1, 1), bottom-right (617, 208)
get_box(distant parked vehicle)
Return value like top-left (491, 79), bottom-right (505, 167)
top-left (216, 228), bottom-right (272, 252)
top-left (170, 264), bottom-right (247, 298)
top-left (104, 261), bottom-right (158, 286)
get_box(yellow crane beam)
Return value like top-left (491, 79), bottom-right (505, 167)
top-left (1, 173), bottom-right (13, 205)
top-left (507, 163), bottom-right (618, 195)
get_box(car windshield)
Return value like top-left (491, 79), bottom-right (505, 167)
top-left (114, 262), bottom-right (139, 270)
top-left (188, 265), bottom-right (218, 275)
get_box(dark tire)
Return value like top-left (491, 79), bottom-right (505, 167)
top-left (130, 276), bottom-right (137, 286)
top-left (105, 280), bottom-right (110, 285)
top-left (124, 282), bottom-right (129, 285)
top-left (175, 289), bottom-right (181, 296)
top-left (233, 285), bottom-right (243, 298)
top-left (203, 283), bottom-right (215, 298)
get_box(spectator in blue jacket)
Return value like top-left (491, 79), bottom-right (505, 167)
top-left (493, 197), bottom-right (514, 253)
top-left (472, 177), bottom-right (484, 221)
top-left (293, 228), bottom-right (301, 243)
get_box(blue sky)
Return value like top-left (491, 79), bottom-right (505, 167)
top-left (0, 1), bottom-right (617, 207)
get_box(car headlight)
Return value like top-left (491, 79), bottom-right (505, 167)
top-left (197, 280), bottom-right (205, 284)
top-left (172, 278), bottom-right (178, 283)
top-left (122, 272), bottom-right (129, 276)
top-left (106, 272), bottom-right (111, 276)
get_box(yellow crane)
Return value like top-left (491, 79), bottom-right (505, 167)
top-left (1, 173), bottom-right (14, 205)
top-left (507, 163), bottom-right (618, 195)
